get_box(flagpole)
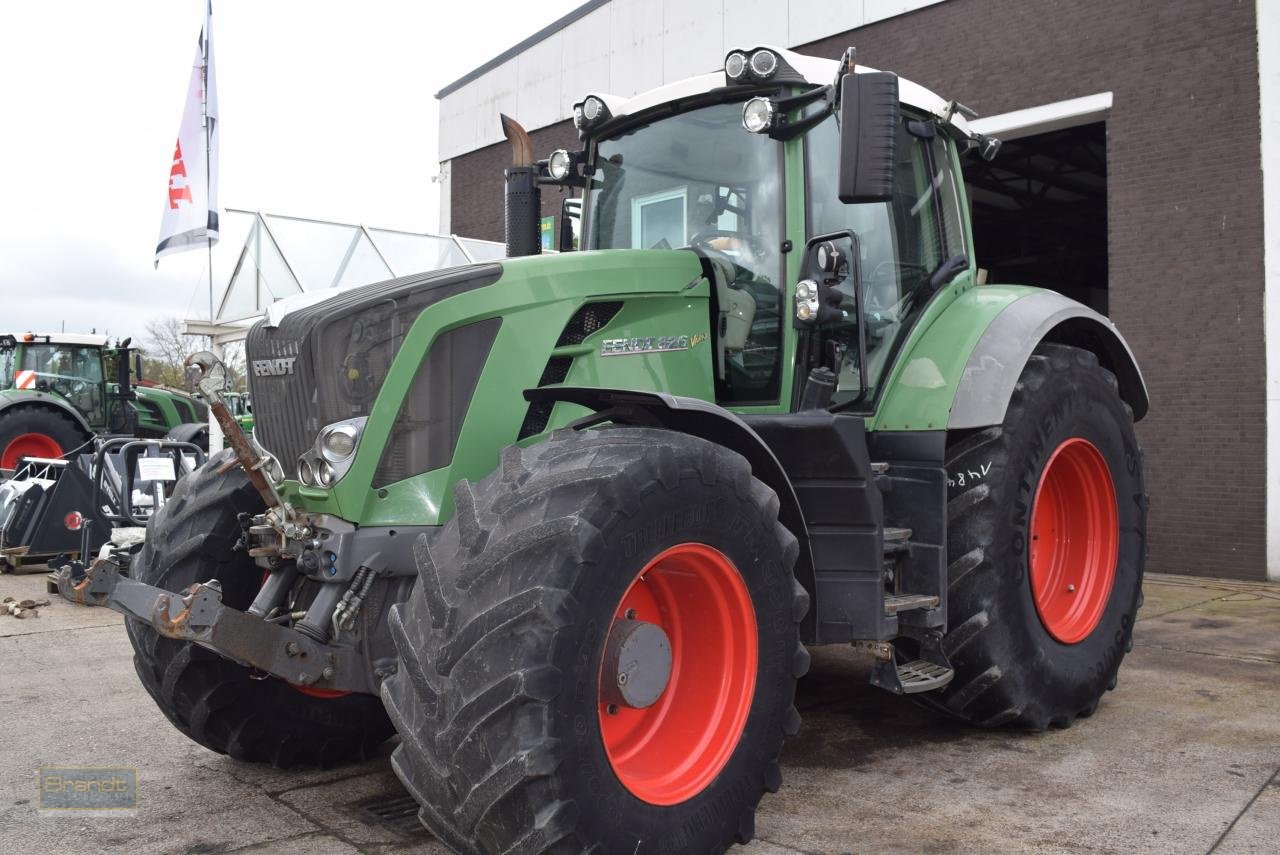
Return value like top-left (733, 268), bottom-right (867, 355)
top-left (202, 10), bottom-right (214, 322)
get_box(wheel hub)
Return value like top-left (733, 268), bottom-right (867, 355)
top-left (601, 618), bottom-right (672, 710)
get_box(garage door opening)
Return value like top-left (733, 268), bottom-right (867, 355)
top-left (963, 122), bottom-right (1108, 314)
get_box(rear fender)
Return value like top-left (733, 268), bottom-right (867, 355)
top-left (523, 386), bottom-right (817, 639)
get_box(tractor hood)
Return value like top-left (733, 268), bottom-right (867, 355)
top-left (247, 250), bottom-right (707, 486)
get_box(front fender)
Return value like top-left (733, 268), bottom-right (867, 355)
top-left (0, 389), bottom-right (94, 435)
top-left (871, 285), bottom-right (1147, 432)
top-left (948, 290), bottom-right (1148, 429)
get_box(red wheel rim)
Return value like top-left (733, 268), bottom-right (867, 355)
top-left (599, 543), bottom-right (757, 805)
top-left (1, 433), bottom-right (63, 469)
top-left (1029, 438), bottom-right (1119, 643)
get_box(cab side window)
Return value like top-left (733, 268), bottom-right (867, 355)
top-left (805, 113), bottom-right (967, 404)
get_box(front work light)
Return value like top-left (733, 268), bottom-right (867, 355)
top-left (548, 149), bottom-right (572, 181)
top-left (582, 96), bottom-right (605, 122)
top-left (725, 51), bottom-right (748, 80)
top-left (749, 49), bottom-right (778, 78)
top-left (742, 97), bottom-right (776, 134)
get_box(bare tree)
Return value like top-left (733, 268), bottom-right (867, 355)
top-left (142, 316), bottom-right (210, 390)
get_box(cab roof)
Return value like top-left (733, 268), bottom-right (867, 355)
top-left (582, 46), bottom-right (973, 137)
top-left (5, 333), bottom-right (110, 347)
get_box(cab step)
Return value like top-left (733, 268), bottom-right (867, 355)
top-left (883, 526), bottom-right (912, 555)
top-left (877, 658), bottom-right (954, 694)
top-left (883, 593), bottom-right (939, 615)
top-left (867, 632), bottom-right (955, 695)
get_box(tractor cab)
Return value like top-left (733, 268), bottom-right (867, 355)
top-left (0, 333), bottom-right (112, 428)
top-left (537, 47), bottom-right (1002, 416)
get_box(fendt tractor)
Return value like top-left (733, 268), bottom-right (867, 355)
top-left (0, 332), bottom-right (210, 469)
top-left (59, 47), bottom-right (1148, 853)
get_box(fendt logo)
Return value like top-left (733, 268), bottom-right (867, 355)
top-left (252, 357), bottom-right (296, 377)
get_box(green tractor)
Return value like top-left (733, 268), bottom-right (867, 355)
top-left (0, 333), bottom-right (209, 469)
top-left (0, 333), bottom-right (212, 468)
top-left (60, 47), bottom-right (1147, 853)
top-left (223, 390), bottom-right (254, 432)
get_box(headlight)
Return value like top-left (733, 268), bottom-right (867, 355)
top-left (307, 417), bottom-right (367, 485)
top-left (298, 456), bottom-right (315, 486)
top-left (724, 51), bottom-right (747, 80)
top-left (796, 280), bottom-right (815, 300)
top-left (548, 149), bottom-right (572, 181)
top-left (742, 97), bottom-right (775, 134)
top-left (321, 425), bottom-right (357, 460)
top-left (749, 49), bottom-right (778, 78)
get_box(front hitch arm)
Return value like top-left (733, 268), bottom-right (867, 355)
top-left (54, 558), bottom-right (375, 695)
top-left (185, 350), bottom-right (293, 525)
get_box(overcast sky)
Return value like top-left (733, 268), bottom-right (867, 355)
top-left (0, 0), bottom-right (581, 337)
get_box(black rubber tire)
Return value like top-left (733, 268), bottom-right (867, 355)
top-left (125, 449), bottom-right (395, 767)
top-left (0, 406), bottom-right (86, 465)
top-left (382, 427), bottom-right (809, 854)
top-left (933, 344), bottom-right (1147, 730)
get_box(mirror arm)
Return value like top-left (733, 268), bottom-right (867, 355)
top-left (765, 84), bottom-right (834, 141)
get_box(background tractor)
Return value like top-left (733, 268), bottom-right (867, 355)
top-left (59, 46), bottom-right (1148, 854)
top-left (0, 332), bottom-right (209, 470)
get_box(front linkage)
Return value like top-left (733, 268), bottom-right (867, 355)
top-left (55, 557), bottom-right (373, 693)
top-left (54, 351), bottom-right (383, 697)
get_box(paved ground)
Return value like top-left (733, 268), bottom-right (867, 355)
top-left (1, 570), bottom-right (1277, 854)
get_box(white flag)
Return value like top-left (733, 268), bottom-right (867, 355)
top-left (155, 2), bottom-right (218, 264)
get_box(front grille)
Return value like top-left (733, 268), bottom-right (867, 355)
top-left (246, 264), bottom-right (502, 477)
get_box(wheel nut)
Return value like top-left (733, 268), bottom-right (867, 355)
top-left (1067, 584), bottom-right (1077, 593)
top-left (606, 704), bottom-right (619, 716)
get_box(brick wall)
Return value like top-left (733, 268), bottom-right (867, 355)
top-left (449, 122), bottom-right (581, 249)
top-left (448, 0), bottom-right (1266, 579)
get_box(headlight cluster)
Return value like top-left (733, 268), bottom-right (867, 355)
top-left (794, 279), bottom-right (820, 322)
top-left (297, 417), bottom-right (366, 488)
top-left (724, 48), bottom-right (781, 83)
top-left (573, 95), bottom-right (611, 134)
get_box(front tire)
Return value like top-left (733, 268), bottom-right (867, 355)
top-left (125, 450), bottom-right (394, 767)
top-left (382, 428), bottom-right (809, 853)
top-left (935, 344), bottom-right (1147, 729)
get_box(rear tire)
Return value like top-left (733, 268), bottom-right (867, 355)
top-left (933, 344), bottom-right (1147, 729)
top-left (125, 449), bottom-right (394, 767)
top-left (0, 407), bottom-right (86, 469)
top-left (382, 428), bottom-right (809, 853)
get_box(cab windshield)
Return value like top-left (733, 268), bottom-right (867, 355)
top-left (586, 99), bottom-right (785, 403)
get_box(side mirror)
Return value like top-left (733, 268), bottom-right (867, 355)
top-left (559, 198), bottom-right (582, 252)
top-left (133, 353), bottom-right (144, 382)
top-left (837, 72), bottom-right (900, 204)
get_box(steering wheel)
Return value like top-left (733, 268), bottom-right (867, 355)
top-left (50, 377), bottom-right (87, 399)
top-left (688, 229), bottom-right (769, 260)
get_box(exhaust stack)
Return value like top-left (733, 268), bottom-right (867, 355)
top-left (500, 114), bottom-right (541, 258)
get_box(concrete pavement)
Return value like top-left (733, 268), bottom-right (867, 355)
top-left (1, 570), bottom-right (1276, 854)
